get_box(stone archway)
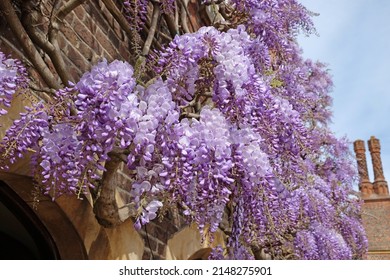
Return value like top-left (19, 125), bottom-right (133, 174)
top-left (0, 171), bottom-right (146, 260)
top-left (0, 173), bottom-right (88, 259)
top-left (0, 180), bottom-right (59, 259)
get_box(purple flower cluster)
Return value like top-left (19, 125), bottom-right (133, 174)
top-left (39, 123), bottom-right (83, 196)
top-left (0, 1), bottom-right (368, 260)
top-left (230, 0), bottom-right (315, 59)
top-left (0, 51), bottom-right (27, 116)
top-left (157, 19), bottom-right (366, 259)
top-left (173, 106), bottom-right (233, 233)
top-left (127, 79), bottom-right (179, 228)
top-left (123, 0), bottom-right (148, 32)
top-left (0, 104), bottom-right (47, 169)
top-left (75, 59), bottom-right (137, 159)
top-left (294, 223), bottom-right (353, 260)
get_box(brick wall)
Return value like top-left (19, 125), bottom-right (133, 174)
top-left (353, 137), bottom-right (390, 260)
top-left (362, 197), bottom-right (390, 259)
top-left (58, 0), bottom-right (134, 80)
top-left (0, 0), bottom-right (133, 81)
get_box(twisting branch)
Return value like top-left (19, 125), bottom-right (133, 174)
top-left (163, 13), bottom-right (179, 38)
top-left (142, 23), bottom-right (163, 51)
top-left (101, 0), bottom-right (134, 42)
top-left (157, 28), bottom-right (173, 41)
top-left (93, 153), bottom-right (123, 227)
top-left (50, 0), bottom-right (89, 85)
top-left (29, 83), bottom-right (56, 99)
top-left (56, 0), bottom-right (89, 21)
top-left (0, 0), bottom-right (60, 89)
top-left (218, 2), bottom-right (229, 20)
top-left (93, 146), bottom-right (137, 227)
top-left (179, 0), bottom-right (191, 33)
top-left (203, 0), bottom-right (224, 5)
top-left (142, 3), bottom-right (161, 56)
top-left (47, 0), bottom-right (140, 86)
top-left (22, 3), bottom-right (74, 85)
top-left (179, 92), bottom-right (212, 110)
top-left (179, 0), bottom-right (196, 33)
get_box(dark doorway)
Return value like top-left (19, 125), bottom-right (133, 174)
top-left (0, 180), bottom-right (60, 259)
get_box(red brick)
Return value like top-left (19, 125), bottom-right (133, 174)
top-left (57, 33), bottom-right (67, 50)
top-left (113, 20), bottom-right (124, 41)
top-left (362, 198), bottom-right (390, 253)
top-left (73, 5), bottom-right (86, 22)
top-left (118, 43), bottom-right (131, 62)
top-left (67, 44), bottom-right (89, 72)
top-left (61, 23), bottom-right (81, 46)
top-left (75, 40), bottom-right (95, 63)
top-left (69, 65), bottom-right (83, 81)
top-left (73, 18), bottom-right (96, 47)
top-left (95, 27), bottom-right (118, 59)
top-left (83, 1), bottom-right (109, 32)
top-left (107, 30), bottom-right (120, 49)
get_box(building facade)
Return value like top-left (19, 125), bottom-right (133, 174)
top-left (354, 137), bottom-right (390, 260)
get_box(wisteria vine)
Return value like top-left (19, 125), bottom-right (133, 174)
top-left (0, 51), bottom-right (27, 117)
top-left (0, 0), bottom-right (367, 260)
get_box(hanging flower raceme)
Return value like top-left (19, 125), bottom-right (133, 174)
top-left (0, 51), bottom-right (27, 116)
top-left (0, 0), bottom-right (368, 260)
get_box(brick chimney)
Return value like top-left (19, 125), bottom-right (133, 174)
top-left (354, 140), bottom-right (374, 196)
top-left (354, 137), bottom-right (389, 198)
top-left (368, 136), bottom-right (389, 195)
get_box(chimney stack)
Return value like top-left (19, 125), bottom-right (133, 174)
top-left (353, 140), bottom-right (374, 196)
top-left (354, 137), bottom-right (388, 198)
top-left (368, 136), bottom-right (389, 195)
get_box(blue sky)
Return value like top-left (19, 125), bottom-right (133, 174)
top-left (297, 0), bottom-right (390, 188)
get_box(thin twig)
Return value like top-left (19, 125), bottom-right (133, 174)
top-left (158, 28), bottom-right (173, 41)
top-left (29, 83), bottom-right (56, 94)
top-left (203, 0), bottom-right (224, 5)
top-left (142, 3), bottom-right (161, 56)
top-left (218, 3), bottom-right (230, 20)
